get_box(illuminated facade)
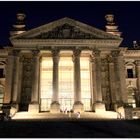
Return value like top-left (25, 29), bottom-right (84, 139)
top-left (0, 13), bottom-right (140, 116)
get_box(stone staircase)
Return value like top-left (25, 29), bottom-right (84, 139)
top-left (12, 111), bottom-right (118, 120)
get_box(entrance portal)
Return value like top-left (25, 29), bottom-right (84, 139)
top-left (59, 57), bottom-right (74, 111)
top-left (59, 98), bottom-right (74, 111)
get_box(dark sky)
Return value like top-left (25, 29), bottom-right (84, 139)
top-left (0, 1), bottom-right (140, 47)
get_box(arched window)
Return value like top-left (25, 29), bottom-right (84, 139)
top-left (127, 87), bottom-right (136, 108)
top-left (0, 84), bottom-right (4, 110)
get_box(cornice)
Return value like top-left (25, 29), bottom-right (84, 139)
top-left (124, 50), bottom-right (140, 57)
top-left (11, 39), bottom-right (121, 48)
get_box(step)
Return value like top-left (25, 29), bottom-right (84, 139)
top-left (12, 111), bottom-right (117, 120)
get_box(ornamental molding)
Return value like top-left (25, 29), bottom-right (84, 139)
top-left (124, 50), bottom-right (140, 57)
top-left (11, 39), bottom-right (121, 48)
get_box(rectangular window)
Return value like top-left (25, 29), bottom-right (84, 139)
top-left (127, 69), bottom-right (133, 78)
top-left (0, 69), bottom-right (4, 78)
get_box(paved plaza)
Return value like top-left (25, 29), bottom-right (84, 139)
top-left (0, 119), bottom-right (140, 138)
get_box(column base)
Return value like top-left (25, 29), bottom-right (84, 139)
top-left (114, 102), bottom-right (124, 111)
top-left (10, 103), bottom-right (18, 116)
top-left (50, 101), bottom-right (60, 113)
top-left (2, 104), bottom-right (11, 118)
top-left (11, 102), bottom-right (19, 110)
top-left (93, 102), bottom-right (106, 113)
top-left (28, 103), bottom-right (39, 113)
top-left (73, 101), bottom-right (84, 113)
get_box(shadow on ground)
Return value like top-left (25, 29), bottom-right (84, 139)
top-left (0, 119), bottom-right (140, 138)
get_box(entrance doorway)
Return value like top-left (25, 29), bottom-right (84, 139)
top-left (59, 98), bottom-right (74, 111)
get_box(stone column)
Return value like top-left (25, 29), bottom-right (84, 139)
top-left (17, 55), bottom-right (23, 106)
top-left (108, 55), bottom-right (117, 110)
top-left (4, 49), bottom-right (14, 104)
top-left (91, 50), bottom-right (105, 112)
top-left (11, 50), bottom-right (20, 109)
top-left (50, 49), bottom-right (60, 113)
top-left (29, 50), bottom-right (40, 113)
top-left (73, 49), bottom-right (83, 113)
top-left (111, 50), bottom-right (126, 110)
top-left (135, 60), bottom-right (140, 107)
top-left (89, 56), bottom-right (96, 106)
top-left (118, 52), bottom-right (127, 104)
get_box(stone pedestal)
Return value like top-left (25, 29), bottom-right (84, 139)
top-left (28, 103), bottom-right (39, 113)
top-left (73, 101), bottom-right (84, 113)
top-left (93, 102), bottom-right (106, 113)
top-left (50, 102), bottom-right (60, 113)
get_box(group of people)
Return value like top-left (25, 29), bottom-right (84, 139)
top-left (61, 108), bottom-right (81, 118)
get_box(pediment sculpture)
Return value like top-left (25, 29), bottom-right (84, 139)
top-left (34, 23), bottom-right (99, 39)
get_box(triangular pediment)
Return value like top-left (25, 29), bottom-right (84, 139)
top-left (10, 17), bottom-right (122, 41)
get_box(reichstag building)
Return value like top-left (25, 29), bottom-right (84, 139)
top-left (0, 13), bottom-right (140, 119)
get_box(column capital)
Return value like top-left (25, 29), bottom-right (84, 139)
top-left (107, 55), bottom-right (114, 63)
top-left (101, 58), bottom-right (108, 64)
top-left (32, 50), bottom-right (40, 57)
top-left (51, 48), bottom-right (60, 56)
top-left (51, 48), bottom-right (60, 62)
top-left (73, 48), bottom-right (81, 57)
top-left (111, 50), bottom-right (120, 57)
top-left (92, 49), bottom-right (101, 57)
top-left (13, 50), bottom-right (21, 57)
top-left (89, 55), bottom-right (95, 63)
top-left (72, 48), bottom-right (81, 62)
top-left (19, 55), bottom-right (24, 62)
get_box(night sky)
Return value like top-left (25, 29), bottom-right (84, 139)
top-left (0, 1), bottom-right (140, 48)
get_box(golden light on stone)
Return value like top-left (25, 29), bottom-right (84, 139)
top-left (80, 57), bottom-right (91, 111)
top-left (59, 57), bottom-right (74, 111)
top-left (1, 14), bottom-right (140, 120)
top-left (40, 57), bottom-right (53, 111)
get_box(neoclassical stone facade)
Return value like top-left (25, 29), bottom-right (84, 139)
top-left (0, 13), bottom-right (140, 116)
